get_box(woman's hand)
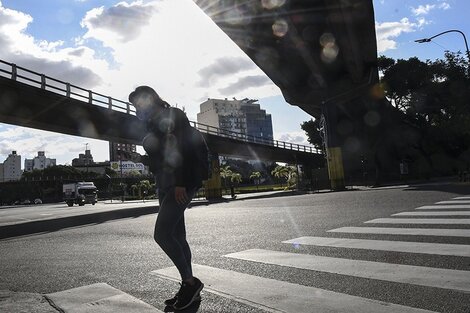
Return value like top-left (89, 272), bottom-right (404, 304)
top-left (175, 186), bottom-right (188, 205)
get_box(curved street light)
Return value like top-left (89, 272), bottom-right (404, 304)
top-left (415, 29), bottom-right (470, 65)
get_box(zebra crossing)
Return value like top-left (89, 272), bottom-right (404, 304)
top-left (47, 195), bottom-right (470, 312)
top-left (152, 195), bottom-right (470, 312)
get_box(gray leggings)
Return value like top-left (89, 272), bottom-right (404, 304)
top-left (154, 187), bottom-right (195, 281)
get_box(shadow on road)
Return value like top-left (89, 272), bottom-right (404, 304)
top-left (403, 182), bottom-right (470, 195)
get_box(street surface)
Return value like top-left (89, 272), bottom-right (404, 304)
top-left (1, 183), bottom-right (469, 313)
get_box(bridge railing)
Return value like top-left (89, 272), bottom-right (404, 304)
top-left (0, 59), bottom-right (320, 154)
top-left (190, 121), bottom-right (320, 154)
top-left (0, 59), bottom-right (134, 114)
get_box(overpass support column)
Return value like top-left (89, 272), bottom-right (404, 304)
top-left (322, 104), bottom-right (345, 191)
top-left (204, 153), bottom-right (222, 200)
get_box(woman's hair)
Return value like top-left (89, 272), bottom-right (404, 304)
top-left (129, 85), bottom-right (170, 108)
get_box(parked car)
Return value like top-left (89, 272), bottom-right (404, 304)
top-left (21, 200), bottom-right (31, 205)
top-left (34, 198), bottom-right (43, 205)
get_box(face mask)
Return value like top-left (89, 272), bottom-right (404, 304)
top-left (136, 109), bottom-right (151, 121)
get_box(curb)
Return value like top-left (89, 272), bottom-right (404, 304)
top-left (0, 205), bottom-right (158, 240)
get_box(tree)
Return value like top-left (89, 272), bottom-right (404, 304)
top-left (230, 173), bottom-right (242, 185)
top-left (21, 165), bottom-right (88, 181)
top-left (271, 164), bottom-right (298, 188)
top-left (249, 171), bottom-right (261, 190)
top-left (130, 184), bottom-right (138, 197)
top-left (301, 118), bottom-right (324, 153)
top-left (219, 165), bottom-right (233, 189)
top-left (138, 179), bottom-right (151, 199)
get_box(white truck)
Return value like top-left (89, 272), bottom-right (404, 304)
top-left (63, 182), bottom-right (97, 207)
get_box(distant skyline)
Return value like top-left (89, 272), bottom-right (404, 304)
top-left (1, 0), bottom-right (468, 166)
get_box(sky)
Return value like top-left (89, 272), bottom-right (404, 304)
top-left (0, 0), bottom-right (469, 166)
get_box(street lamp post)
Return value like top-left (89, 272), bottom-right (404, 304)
top-left (415, 29), bottom-right (470, 66)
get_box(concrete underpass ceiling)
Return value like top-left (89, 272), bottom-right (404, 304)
top-left (194, 0), bottom-right (379, 118)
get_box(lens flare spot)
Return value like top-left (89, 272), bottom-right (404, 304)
top-left (370, 83), bottom-right (386, 100)
top-left (344, 136), bottom-right (360, 153)
top-left (319, 33), bottom-right (339, 63)
top-left (224, 8), bottom-right (250, 25)
top-left (320, 32), bottom-right (335, 46)
top-left (262, 0), bottom-right (286, 9)
top-left (272, 19), bottom-right (288, 37)
top-left (364, 111), bottom-right (381, 127)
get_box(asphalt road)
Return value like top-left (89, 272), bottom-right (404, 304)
top-left (1, 183), bottom-right (469, 313)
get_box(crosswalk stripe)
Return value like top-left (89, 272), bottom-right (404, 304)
top-left (416, 205), bottom-right (470, 209)
top-left (392, 211), bottom-right (470, 216)
top-left (436, 200), bottom-right (470, 204)
top-left (224, 249), bottom-right (470, 292)
top-left (328, 226), bottom-right (470, 237)
top-left (152, 264), bottom-right (436, 313)
top-left (364, 218), bottom-right (470, 224)
top-left (46, 283), bottom-right (163, 313)
top-left (282, 236), bottom-right (470, 257)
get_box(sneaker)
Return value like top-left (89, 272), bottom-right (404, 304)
top-left (173, 277), bottom-right (204, 310)
top-left (164, 292), bottom-right (179, 307)
top-left (163, 284), bottom-right (201, 307)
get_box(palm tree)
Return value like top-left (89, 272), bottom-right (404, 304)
top-left (250, 171), bottom-right (261, 190)
top-left (271, 165), bottom-right (289, 186)
top-left (231, 172), bottom-right (242, 185)
top-left (286, 165), bottom-right (298, 189)
top-left (271, 165), bottom-right (298, 189)
top-left (220, 165), bottom-right (233, 190)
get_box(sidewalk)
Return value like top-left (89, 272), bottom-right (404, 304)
top-left (0, 290), bottom-right (57, 313)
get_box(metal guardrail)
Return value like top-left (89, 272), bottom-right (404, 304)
top-left (0, 59), bottom-right (320, 154)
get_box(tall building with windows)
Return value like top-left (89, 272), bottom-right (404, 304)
top-left (24, 151), bottom-right (56, 172)
top-left (197, 98), bottom-right (273, 140)
top-left (1, 151), bottom-right (22, 182)
top-left (109, 142), bottom-right (137, 162)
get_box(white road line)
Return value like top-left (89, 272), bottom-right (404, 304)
top-left (453, 196), bottom-right (470, 200)
top-left (282, 236), bottom-right (470, 257)
top-left (46, 283), bottom-right (162, 313)
top-left (416, 205), bottom-right (470, 210)
top-left (224, 249), bottom-right (470, 292)
top-left (152, 264), bottom-right (436, 313)
top-left (436, 200), bottom-right (470, 204)
top-left (392, 211), bottom-right (470, 216)
top-left (364, 218), bottom-right (470, 224)
top-left (328, 227), bottom-right (470, 237)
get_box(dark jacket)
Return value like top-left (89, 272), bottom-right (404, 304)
top-left (142, 107), bottom-right (200, 189)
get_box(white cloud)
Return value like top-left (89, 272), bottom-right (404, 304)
top-left (438, 2), bottom-right (450, 10)
top-left (0, 1), bottom-right (107, 88)
top-left (81, 1), bottom-right (157, 44)
top-left (276, 131), bottom-right (311, 147)
top-left (411, 4), bottom-right (436, 15)
top-left (218, 75), bottom-right (272, 95)
top-left (375, 18), bottom-right (417, 52)
top-left (197, 56), bottom-right (256, 87)
top-left (411, 2), bottom-right (450, 15)
top-left (416, 17), bottom-right (431, 28)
